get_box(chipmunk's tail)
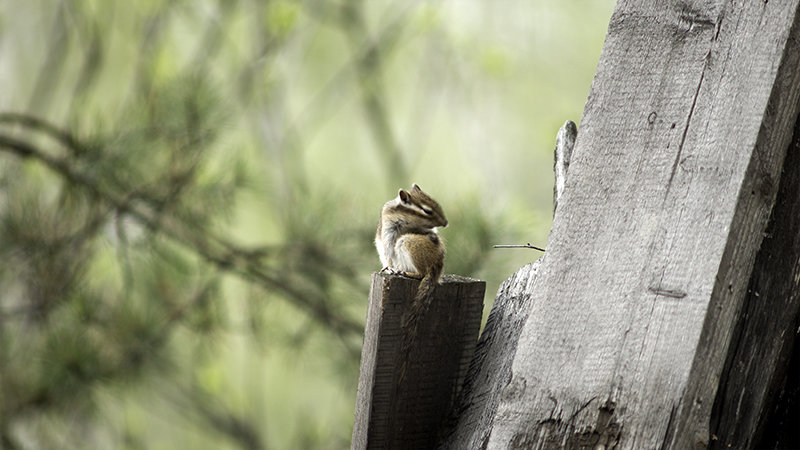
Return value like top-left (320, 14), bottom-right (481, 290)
top-left (398, 270), bottom-right (440, 383)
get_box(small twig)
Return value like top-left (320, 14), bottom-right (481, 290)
top-left (493, 243), bottom-right (546, 252)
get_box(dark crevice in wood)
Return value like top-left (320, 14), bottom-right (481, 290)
top-left (709, 102), bottom-right (800, 449)
top-left (668, 59), bottom-right (708, 189)
top-left (755, 313), bottom-right (800, 449)
top-left (750, 116), bottom-right (800, 450)
top-left (659, 404), bottom-right (678, 450)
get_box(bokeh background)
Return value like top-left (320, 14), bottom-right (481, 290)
top-left (0, 1), bottom-right (615, 448)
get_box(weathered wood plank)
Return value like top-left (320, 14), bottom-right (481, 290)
top-left (658, 2), bottom-right (800, 447)
top-left (463, 1), bottom-right (800, 448)
top-left (352, 273), bottom-right (485, 450)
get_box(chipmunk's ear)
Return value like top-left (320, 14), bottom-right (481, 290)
top-left (411, 183), bottom-right (421, 192)
top-left (399, 189), bottom-right (410, 204)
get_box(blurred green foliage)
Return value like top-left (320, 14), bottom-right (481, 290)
top-left (0, 1), bottom-right (614, 448)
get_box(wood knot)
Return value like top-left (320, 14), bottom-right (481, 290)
top-left (500, 375), bottom-right (527, 402)
top-left (754, 172), bottom-right (776, 200)
top-left (649, 286), bottom-right (687, 299)
top-left (675, 3), bottom-right (717, 33)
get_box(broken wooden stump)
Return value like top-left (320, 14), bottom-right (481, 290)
top-left (351, 273), bottom-right (485, 450)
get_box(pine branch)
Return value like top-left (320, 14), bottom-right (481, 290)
top-left (0, 126), bottom-right (363, 340)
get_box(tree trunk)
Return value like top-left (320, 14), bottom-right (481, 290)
top-left (443, 1), bottom-right (800, 448)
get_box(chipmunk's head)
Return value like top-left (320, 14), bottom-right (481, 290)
top-left (396, 184), bottom-right (448, 228)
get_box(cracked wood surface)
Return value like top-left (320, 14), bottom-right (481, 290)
top-left (442, 1), bottom-right (800, 448)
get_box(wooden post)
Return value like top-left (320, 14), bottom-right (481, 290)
top-left (352, 273), bottom-right (485, 449)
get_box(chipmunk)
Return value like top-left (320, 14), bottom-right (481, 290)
top-left (375, 184), bottom-right (447, 293)
top-left (375, 184), bottom-right (447, 378)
